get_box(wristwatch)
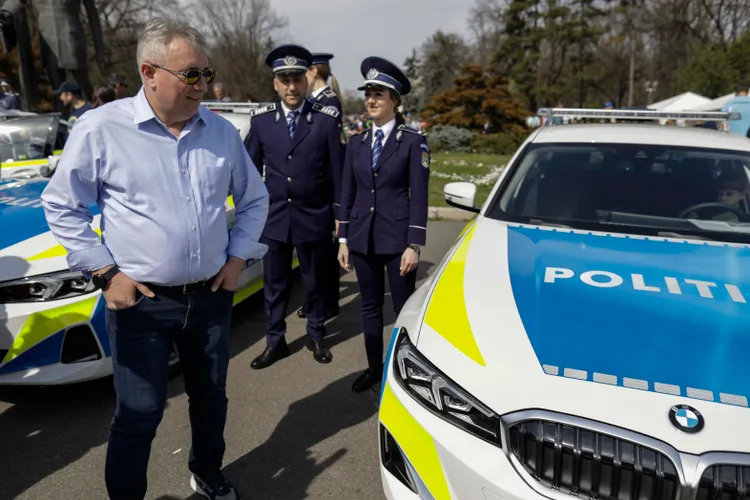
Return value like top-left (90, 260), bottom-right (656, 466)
top-left (407, 244), bottom-right (421, 254)
top-left (92, 266), bottom-right (120, 290)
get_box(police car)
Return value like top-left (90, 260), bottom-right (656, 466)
top-left (0, 112), bottom-right (68, 180)
top-left (0, 101), bottom-right (291, 386)
top-left (378, 108), bottom-right (750, 500)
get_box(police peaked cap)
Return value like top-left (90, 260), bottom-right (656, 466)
top-left (265, 44), bottom-right (312, 75)
top-left (358, 56), bottom-right (411, 96)
top-left (311, 53), bottom-right (334, 65)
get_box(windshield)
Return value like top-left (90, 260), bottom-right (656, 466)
top-left (0, 115), bottom-right (64, 164)
top-left (487, 142), bottom-right (750, 242)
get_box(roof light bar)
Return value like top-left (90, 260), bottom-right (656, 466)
top-left (538, 107), bottom-right (741, 123)
top-left (201, 102), bottom-right (267, 114)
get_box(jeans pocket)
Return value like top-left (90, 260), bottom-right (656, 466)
top-left (105, 292), bottom-right (146, 312)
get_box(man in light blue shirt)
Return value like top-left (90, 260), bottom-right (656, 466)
top-left (40, 18), bottom-right (267, 500)
top-left (721, 84), bottom-right (750, 137)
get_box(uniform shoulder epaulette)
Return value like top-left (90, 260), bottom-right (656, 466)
top-left (397, 124), bottom-right (426, 136)
top-left (322, 89), bottom-right (337, 99)
top-left (312, 102), bottom-right (340, 119)
top-left (249, 103), bottom-right (276, 117)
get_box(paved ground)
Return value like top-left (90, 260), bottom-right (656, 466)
top-left (0, 220), bottom-right (466, 500)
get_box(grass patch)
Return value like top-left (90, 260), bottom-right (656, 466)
top-left (429, 152), bottom-right (510, 207)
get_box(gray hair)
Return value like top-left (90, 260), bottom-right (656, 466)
top-left (136, 18), bottom-right (207, 77)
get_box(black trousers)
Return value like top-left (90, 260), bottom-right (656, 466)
top-left (350, 251), bottom-right (417, 371)
top-left (262, 235), bottom-right (328, 347)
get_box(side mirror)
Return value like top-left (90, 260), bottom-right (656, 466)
top-left (444, 182), bottom-right (480, 213)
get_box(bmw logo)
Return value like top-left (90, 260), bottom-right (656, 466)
top-left (669, 404), bottom-right (704, 434)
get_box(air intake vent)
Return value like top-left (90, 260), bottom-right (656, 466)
top-left (61, 325), bottom-right (102, 364)
top-left (509, 419), bottom-right (679, 500)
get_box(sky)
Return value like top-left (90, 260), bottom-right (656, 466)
top-left (268, 0), bottom-right (477, 94)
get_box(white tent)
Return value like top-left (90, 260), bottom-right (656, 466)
top-left (648, 91), bottom-right (711, 111)
top-left (689, 93), bottom-right (734, 111)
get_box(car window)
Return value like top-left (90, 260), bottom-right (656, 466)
top-left (0, 115), bottom-right (58, 163)
top-left (488, 143), bottom-right (750, 241)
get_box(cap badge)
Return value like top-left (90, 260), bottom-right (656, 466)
top-left (283, 56), bottom-right (298, 66)
top-left (367, 69), bottom-right (379, 80)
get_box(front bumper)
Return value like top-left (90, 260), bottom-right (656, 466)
top-left (0, 292), bottom-right (111, 385)
top-left (378, 375), bottom-right (541, 500)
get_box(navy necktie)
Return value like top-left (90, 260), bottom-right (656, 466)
top-left (288, 110), bottom-right (299, 139)
top-left (372, 129), bottom-right (384, 169)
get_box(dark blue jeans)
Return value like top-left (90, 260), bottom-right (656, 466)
top-left (104, 286), bottom-right (234, 500)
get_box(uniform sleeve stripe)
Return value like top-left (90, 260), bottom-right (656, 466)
top-left (409, 225), bottom-right (427, 230)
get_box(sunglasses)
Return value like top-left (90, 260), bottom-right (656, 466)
top-left (150, 63), bottom-right (216, 86)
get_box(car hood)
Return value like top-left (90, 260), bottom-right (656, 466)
top-left (415, 217), bottom-right (750, 453)
top-left (0, 179), bottom-right (99, 281)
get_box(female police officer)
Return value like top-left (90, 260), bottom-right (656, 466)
top-left (337, 57), bottom-right (430, 393)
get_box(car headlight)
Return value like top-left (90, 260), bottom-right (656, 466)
top-left (0, 271), bottom-right (97, 303)
top-left (393, 329), bottom-right (502, 446)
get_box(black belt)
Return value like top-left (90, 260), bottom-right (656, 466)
top-left (147, 275), bottom-right (218, 295)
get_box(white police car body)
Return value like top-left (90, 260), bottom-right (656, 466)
top-left (0, 102), bottom-right (288, 386)
top-left (378, 109), bottom-right (750, 500)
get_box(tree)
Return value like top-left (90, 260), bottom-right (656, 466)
top-left (423, 64), bottom-right (530, 134)
top-left (188, 0), bottom-right (287, 101)
top-left (419, 31), bottom-right (469, 100)
top-left (401, 48), bottom-right (425, 113)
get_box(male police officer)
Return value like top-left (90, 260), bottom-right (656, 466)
top-left (245, 44), bottom-right (345, 369)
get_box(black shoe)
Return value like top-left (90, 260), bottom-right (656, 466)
top-left (296, 307), bottom-right (306, 319)
top-left (190, 472), bottom-right (242, 499)
top-left (306, 339), bottom-right (332, 364)
top-left (251, 340), bottom-right (290, 369)
top-left (352, 368), bottom-right (382, 393)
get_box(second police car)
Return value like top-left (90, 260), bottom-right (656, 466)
top-left (0, 102), bottom-right (297, 386)
top-left (378, 109), bottom-right (750, 500)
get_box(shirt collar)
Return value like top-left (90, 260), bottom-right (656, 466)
top-left (280, 100), bottom-right (305, 119)
top-left (372, 117), bottom-right (397, 142)
top-left (311, 85), bottom-right (329, 99)
top-left (133, 86), bottom-right (206, 126)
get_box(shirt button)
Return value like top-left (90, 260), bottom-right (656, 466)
top-left (181, 169), bottom-right (186, 174)
top-left (193, 252), bottom-right (198, 258)
top-left (191, 225), bottom-right (196, 231)
top-left (186, 196), bottom-right (191, 202)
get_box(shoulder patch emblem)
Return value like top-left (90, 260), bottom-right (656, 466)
top-left (421, 149), bottom-right (430, 169)
top-left (249, 103), bottom-right (276, 117)
top-left (312, 102), bottom-right (340, 119)
top-left (340, 127), bottom-right (348, 145)
top-left (397, 124), bottom-right (426, 136)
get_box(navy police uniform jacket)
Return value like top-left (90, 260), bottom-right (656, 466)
top-left (338, 123), bottom-right (430, 255)
top-left (245, 101), bottom-right (345, 245)
top-left (312, 86), bottom-right (342, 126)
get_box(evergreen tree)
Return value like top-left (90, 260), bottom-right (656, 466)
top-left (423, 64), bottom-right (529, 134)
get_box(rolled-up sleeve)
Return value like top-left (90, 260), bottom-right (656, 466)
top-left (228, 131), bottom-right (269, 260)
top-left (40, 115), bottom-right (115, 274)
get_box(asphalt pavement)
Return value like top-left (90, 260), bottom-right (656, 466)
top-left (0, 220), bottom-right (466, 500)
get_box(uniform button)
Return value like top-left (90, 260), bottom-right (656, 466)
top-left (287, 155), bottom-right (292, 160)
top-left (374, 173), bottom-right (378, 177)
top-left (287, 198), bottom-right (292, 203)
top-left (287, 177), bottom-right (292, 182)
top-left (371, 189), bottom-right (375, 193)
top-left (370, 207), bottom-right (374, 212)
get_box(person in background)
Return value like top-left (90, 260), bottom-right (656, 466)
top-left (53, 81), bottom-right (91, 130)
top-left (721, 83), bottom-right (750, 137)
top-left (244, 44), bottom-right (344, 370)
top-left (41, 17), bottom-right (269, 500)
top-left (91, 84), bottom-right (116, 108)
top-left (108, 73), bottom-right (129, 99)
top-left (0, 79), bottom-right (20, 109)
top-left (297, 51), bottom-right (344, 322)
top-left (213, 82), bottom-right (231, 101)
top-left (337, 57), bottom-right (430, 393)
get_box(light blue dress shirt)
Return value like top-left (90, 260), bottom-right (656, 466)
top-left (41, 87), bottom-right (269, 286)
